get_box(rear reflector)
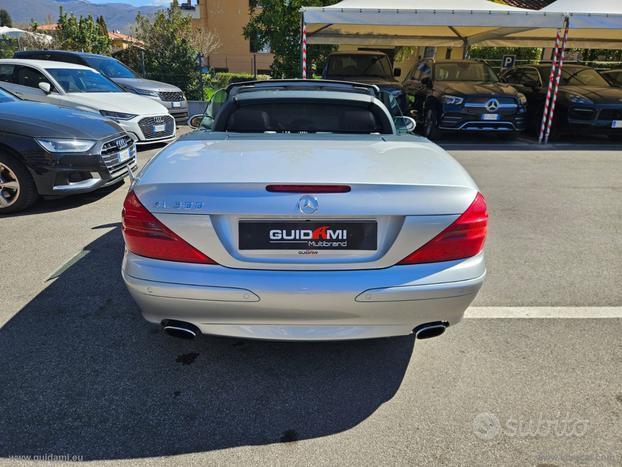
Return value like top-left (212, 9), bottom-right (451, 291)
top-left (122, 191), bottom-right (217, 264)
top-left (398, 192), bottom-right (488, 265)
top-left (266, 185), bottom-right (351, 193)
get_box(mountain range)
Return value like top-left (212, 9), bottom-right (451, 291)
top-left (2, 0), bottom-right (164, 33)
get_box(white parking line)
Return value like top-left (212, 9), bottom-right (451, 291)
top-left (465, 307), bottom-right (622, 319)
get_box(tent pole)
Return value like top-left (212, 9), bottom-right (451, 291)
top-left (300, 13), bottom-right (307, 79)
top-left (544, 16), bottom-right (570, 144)
top-left (538, 21), bottom-right (564, 143)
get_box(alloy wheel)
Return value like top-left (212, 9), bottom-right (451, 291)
top-left (0, 162), bottom-right (20, 209)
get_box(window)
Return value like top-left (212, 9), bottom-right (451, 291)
top-left (83, 56), bottom-right (137, 79)
top-left (434, 62), bottom-right (498, 82)
top-left (46, 68), bottom-right (121, 93)
top-left (16, 66), bottom-right (51, 89)
top-left (0, 64), bottom-right (15, 83)
top-left (558, 67), bottom-right (610, 87)
top-left (521, 68), bottom-right (541, 86)
top-left (326, 55), bottom-right (393, 79)
top-left (225, 103), bottom-right (383, 134)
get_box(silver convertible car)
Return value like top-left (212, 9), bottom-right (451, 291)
top-left (121, 80), bottom-right (487, 341)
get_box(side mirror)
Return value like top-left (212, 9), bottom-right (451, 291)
top-left (394, 68), bottom-right (402, 77)
top-left (421, 77), bottom-right (433, 88)
top-left (188, 114), bottom-right (204, 129)
top-left (394, 116), bottom-right (417, 133)
top-left (38, 82), bottom-right (52, 94)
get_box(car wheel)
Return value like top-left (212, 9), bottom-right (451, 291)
top-left (423, 108), bottom-right (441, 140)
top-left (0, 153), bottom-right (38, 214)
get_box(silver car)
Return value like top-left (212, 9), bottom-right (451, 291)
top-left (121, 80), bottom-right (487, 341)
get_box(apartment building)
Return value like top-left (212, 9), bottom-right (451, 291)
top-left (189, 0), bottom-right (273, 74)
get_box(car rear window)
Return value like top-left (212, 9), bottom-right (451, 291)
top-left (225, 103), bottom-right (384, 134)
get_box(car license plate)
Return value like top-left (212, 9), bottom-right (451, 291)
top-left (481, 113), bottom-right (500, 121)
top-left (172, 102), bottom-right (182, 108)
top-left (612, 120), bottom-right (622, 128)
top-left (118, 148), bottom-right (130, 162)
top-left (153, 124), bottom-right (166, 132)
top-left (239, 221), bottom-right (377, 250)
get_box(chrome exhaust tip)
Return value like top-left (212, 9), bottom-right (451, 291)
top-left (413, 322), bottom-right (448, 340)
top-left (161, 320), bottom-right (200, 339)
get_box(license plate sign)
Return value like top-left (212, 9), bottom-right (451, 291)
top-left (153, 124), bottom-right (166, 132)
top-left (239, 221), bottom-right (377, 250)
top-left (612, 120), bottom-right (622, 128)
top-left (172, 101), bottom-right (182, 108)
top-left (118, 148), bottom-right (130, 162)
top-left (481, 113), bottom-right (500, 121)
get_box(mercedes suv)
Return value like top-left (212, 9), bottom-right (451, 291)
top-left (403, 59), bottom-right (527, 140)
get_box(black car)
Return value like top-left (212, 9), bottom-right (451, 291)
top-left (0, 87), bottom-right (136, 213)
top-left (601, 69), bottom-right (622, 87)
top-left (501, 64), bottom-right (622, 140)
top-left (323, 51), bottom-right (409, 114)
top-left (403, 59), bottom-right (527, 140)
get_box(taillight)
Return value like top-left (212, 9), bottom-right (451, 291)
top-left (266, 185), bottom-right (351, 193)
top-left (398, 192), bottom-right (488, 265)
top-left (122, 191), bottom-right (217, 264)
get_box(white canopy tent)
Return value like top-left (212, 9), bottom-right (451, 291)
top-left (0, 27), bottom-right (53, 46)
top-left (302, 0), bottom-right (622, 49)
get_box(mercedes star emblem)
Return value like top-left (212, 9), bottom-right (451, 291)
top-left (298, 195), bottom-right (319, 214)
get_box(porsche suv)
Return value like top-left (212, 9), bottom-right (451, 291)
top-left (403, 59), bottom-right (527, 139)
top-left (501, 64), bottom-right (622, 139)
top-left (122, 80), bottom-right (487, 342)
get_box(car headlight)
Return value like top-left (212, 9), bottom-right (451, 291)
top-left (517, 93), bottom-right (527, 106)
top-left (569, 94), bottom-right (592, 105)
top-left (36, 138), bottom-right (96, 153)
top-left (442, 95), bottom-right (464, 105)
top-left (100, 110), bottom-right (138, 121)
top-left (131, 87), bottom-right (159, 98)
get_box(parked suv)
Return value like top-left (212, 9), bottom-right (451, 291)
top-left (14, 50), bottom-right (188, 122)
top-left (501, 64), bottom-right (622, 140)
top-left (323, 51), bottom-right (409, 114)
top-left (403, 59), bottom-right (527, 139)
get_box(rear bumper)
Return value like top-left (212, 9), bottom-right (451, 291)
top-left (122, 251), bottom-right (486, 341)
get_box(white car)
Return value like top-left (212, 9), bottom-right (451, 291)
top-left (0, 59), bottom-right (176, 144)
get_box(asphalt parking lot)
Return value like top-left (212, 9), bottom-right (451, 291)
top-left (1, 132), bottom-right (621, 466)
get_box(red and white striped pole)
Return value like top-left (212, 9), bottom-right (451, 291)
top-left (538, 28), bottom-right (562, 143)
top-left (302, 23), bottom-right (307, 80)
top-left (544, 18), bottom-right (570, 144)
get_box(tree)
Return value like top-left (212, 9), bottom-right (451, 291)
top-left (55, 8), bottom-right (112, 55)
top-left (0, 9), bottom-right (12, 27)
top-left (132, 1), bottom-right (202, 98)
top-left (243, 0), bottom-right (338, 78)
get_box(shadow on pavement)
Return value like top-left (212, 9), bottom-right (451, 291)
top-left (0, 226), bottom-right (414, 460)
top-left (1, 181), bottom-right (126, 218)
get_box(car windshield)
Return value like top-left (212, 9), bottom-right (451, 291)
top-left (0, 88), bottom-right (18, 103)
top-left (434, 63), bottom-right (499, 82)
top-left (83, 56), bottom-right (137, 79)
top-left (326, 54), bottom-right (393, 79)
top-left (558, 67), bottom-right (610, 87)
top-left (47, 68), bottom-right (122, 93)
